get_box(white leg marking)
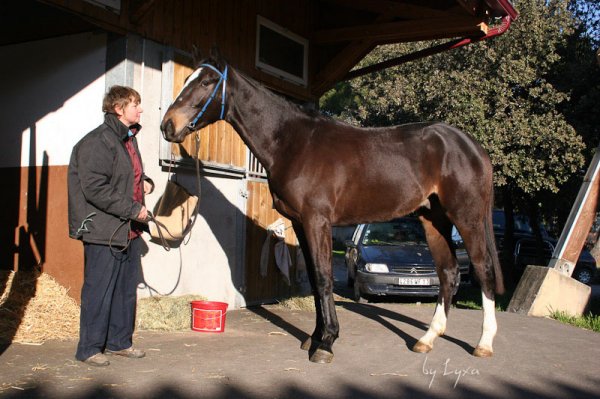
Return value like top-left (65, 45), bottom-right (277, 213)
top-left (477, 291), bottom-right (497, 352)
top-left (418, 298), bottom-right (447, 348)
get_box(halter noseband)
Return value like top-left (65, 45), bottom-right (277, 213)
top-left (187, 63), bottom-right (228, 130)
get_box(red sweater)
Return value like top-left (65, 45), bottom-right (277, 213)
top-left (124, 131), bottom-right (143, 239)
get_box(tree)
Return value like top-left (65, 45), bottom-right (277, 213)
top-left (321, 0), bottom-right (600, 282)
top-left (322, 0), bottom-right (587, 201)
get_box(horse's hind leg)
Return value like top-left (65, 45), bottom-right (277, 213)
top-left (413, 208), bottom-right (460, 353)
top-left (454, 217), bottom-right (497, 357)
top-left (293, 218), bottom-right (338, 363)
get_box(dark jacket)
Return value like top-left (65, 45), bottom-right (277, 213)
top-left (68, 113), bottom-right (153, 246)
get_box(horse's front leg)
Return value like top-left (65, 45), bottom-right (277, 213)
top-left (299, 216), bottom-right (339, 363)
top-left (292, 222), bottom-right (324, 353)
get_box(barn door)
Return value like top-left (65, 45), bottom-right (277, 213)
top-left (244, 180), bottom-right (298, 304)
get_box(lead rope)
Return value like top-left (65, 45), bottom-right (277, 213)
top-left (145, 152), bottom-right (176, 251)
top-left (108, 219), bottom-right (132, 254)
top-left (140, 134), bottom-right (202, 297)
top-left (151, 62), bottom-right (223, 248)
top-left (146, 131), bottom-right (202, 250)
top-left (182, 131), bottom-right (202, 245)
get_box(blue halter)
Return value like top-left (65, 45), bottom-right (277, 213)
top-left (187, 63), bottom-right (228, 130)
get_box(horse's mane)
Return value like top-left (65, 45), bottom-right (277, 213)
top-left (198, 56), bottom-right (335, 124)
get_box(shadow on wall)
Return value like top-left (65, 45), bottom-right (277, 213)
top-left (140, 167), bottom-right (306, 305)
top-left (0, 25), bottom-right (129, 353)
top-left (0, 31), bottom-right (110, 270)
top-left (0, 129), bottom-right (48, 356)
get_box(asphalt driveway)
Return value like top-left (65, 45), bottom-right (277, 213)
top-left (1, 298), bottom-right (599, 399)
top-left (1, 257), bottom-right (599, 398)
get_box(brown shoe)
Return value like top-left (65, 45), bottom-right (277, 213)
top-left (82, 353), bottom-right (110, 367)
top-left (105, 347), bottom-right (146, 358)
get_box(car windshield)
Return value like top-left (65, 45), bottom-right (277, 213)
top-left (361, 218), bottom-right (426, 246)
top-left (492, 210), bottom-right (542, 235)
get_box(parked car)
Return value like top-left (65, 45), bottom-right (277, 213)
top-left (512, 237), bottom-right (597, 285)
top-left (344, 217), bottom-right (470, 301)
top-left (492, 210), bottom-right (597, 285)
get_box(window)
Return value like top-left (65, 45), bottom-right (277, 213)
top-left (255, 16), bottom-right (308, 86)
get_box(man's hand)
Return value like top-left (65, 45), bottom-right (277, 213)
top-left (143, 180), bottom-right (153, 194)
top-left (137, 205), bottom-right (148, 222)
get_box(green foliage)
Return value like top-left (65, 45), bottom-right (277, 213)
top-left (320, 0), bottom-right (599, 215)
top-left (550, 292), bottom-right (600, 332)
top-left (550, 311), bottom-right (600, 332)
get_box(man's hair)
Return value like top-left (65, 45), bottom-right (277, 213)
top-left (102, 85), bottom-right (141, 114)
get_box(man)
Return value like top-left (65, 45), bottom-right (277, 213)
top-left (68, 86), bottom-right (154, 367)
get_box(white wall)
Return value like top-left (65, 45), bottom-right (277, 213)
top-left (0, 32), bottom-right (106, 168)
top-left (1, 32), bottom-right (247, 309)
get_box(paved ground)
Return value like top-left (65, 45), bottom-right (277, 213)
top-left (1, 259), bottom-right (599, 399)
top-left (1, 302), bottom-right (599, 399)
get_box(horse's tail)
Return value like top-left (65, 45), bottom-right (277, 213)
top-left (485, 199), bottom-right (505, 295)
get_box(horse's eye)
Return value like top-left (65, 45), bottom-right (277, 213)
top-left (200, 80), bottom-right (209, 87)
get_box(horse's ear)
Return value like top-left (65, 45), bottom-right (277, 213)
top-left (192, 45), bottom-right (203, 67)
top-left (210, 45), bottom-right (224, 66)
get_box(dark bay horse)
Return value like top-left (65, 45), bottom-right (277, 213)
top-left (161, 53), bottom-right (504, 363)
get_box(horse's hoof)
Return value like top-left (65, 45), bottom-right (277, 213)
top-left (309, 348), bottom-right (334, 364)
top-left (473, 346), bottom-right (493, 358)
top-left (300, 337), bottom-right (312, 351)
top-left (412, 341), bottom-right (433, 353)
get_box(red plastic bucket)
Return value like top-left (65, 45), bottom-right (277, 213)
top-left (191, 301), bottom-right (228, 333)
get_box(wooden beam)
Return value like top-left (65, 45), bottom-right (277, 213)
top-left (310, 12), bottom-right (399, 97)
top-left (311, 40), bottom-right (376, 97)
top-left (343, 37), bottom-right (468, 81)
top-left (129, 0), bottom-right (156, 24)
top-left (456, 0), bottom-right (485, 17)
top-left (320, 0), bottom-right (453, 19)
top-left (38, 0), bottom-right (128, 34)
top-left (313, 17), bottom-right (488, 45)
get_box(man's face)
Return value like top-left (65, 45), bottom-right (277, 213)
top-left (116, 97), bottom-right (143, 126)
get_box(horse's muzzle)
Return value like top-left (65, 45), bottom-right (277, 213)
top-left (160, 119), bottom-right (184, 143)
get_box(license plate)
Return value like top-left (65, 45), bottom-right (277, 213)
top-left (398, 277), bottom-right (431, 286)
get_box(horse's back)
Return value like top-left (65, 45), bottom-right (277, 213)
top-left (325, 120), bottom-right (486, 158)
top-left (394, 122), bottom-right (485, 153)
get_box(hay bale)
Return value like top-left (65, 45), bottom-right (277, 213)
top-left (0, 271), bottom-right (208, 340)
top-left (0, 270), bottom-right (80, 344)
top-left (136, 295), bottom-right (206, 331)
top-left (276, 296), bottom-right (316, 311)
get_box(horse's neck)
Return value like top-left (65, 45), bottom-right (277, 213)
top-left (225, 70), bottom-right (301, 171)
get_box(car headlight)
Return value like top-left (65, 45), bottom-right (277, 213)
top-left (365, 263), bottom-right (389, 273)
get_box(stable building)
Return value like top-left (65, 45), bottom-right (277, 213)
top-left (0, 0), bottom-right (517, 308)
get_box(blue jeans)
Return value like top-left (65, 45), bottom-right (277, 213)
top-left (75, 238), bottom-right (140, 361)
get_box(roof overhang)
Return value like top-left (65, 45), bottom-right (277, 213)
top-left (21, 0), bottom-right (518, 99)
top-left (312, 0), bottom-right (518, 94)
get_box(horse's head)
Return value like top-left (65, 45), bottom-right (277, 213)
top-left (161, 49), bottom-right (228, 143)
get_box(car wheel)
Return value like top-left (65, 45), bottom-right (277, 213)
top-left (352, 277), bottom-right (363, 303)
top-left (573, 267), bottom-right (594, 285)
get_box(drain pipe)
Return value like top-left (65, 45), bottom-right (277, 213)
top-left (344, 15), bottom-right (513, 81)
